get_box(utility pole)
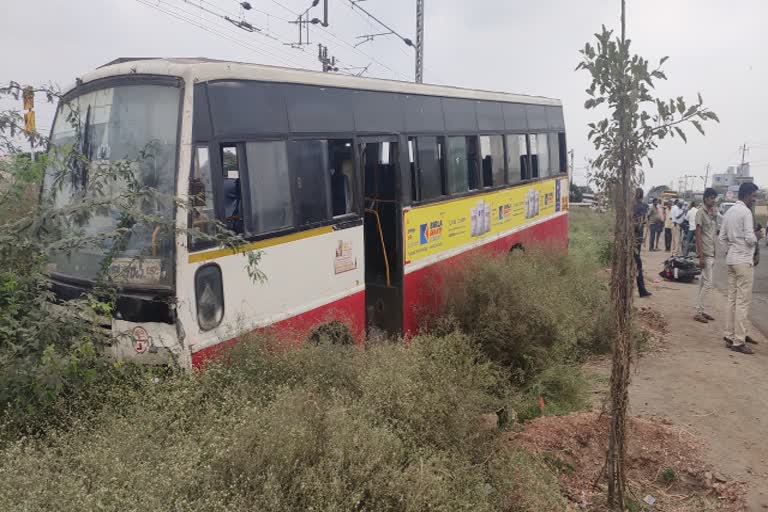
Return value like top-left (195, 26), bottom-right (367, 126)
top-left (415, 0), bottom-right (424, 83)
top-left (703, 163), bottom-right (710, 189)
top-left (741, 143), bottom-right (748, 165)
top-left (568, 148), bottom-right (575, 183)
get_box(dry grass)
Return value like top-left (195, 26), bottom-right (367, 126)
top-left (0, 332), bottom-right (568, 512)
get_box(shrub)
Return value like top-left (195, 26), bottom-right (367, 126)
top-left (0, 332), bottom-right (567, 511)
top-left (440, 248), bottom-right (611, 383)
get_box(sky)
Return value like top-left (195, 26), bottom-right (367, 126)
top-left (2, 0), bottom-right (766, 190)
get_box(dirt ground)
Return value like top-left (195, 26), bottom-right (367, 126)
top-left (629, 248), bottom-right (768, 511)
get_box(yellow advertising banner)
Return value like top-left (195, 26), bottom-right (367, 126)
top-left (403, 177), bottom-right (568, 264)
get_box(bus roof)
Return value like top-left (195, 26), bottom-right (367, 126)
top-left (68, 57), bottom-right (562, 107)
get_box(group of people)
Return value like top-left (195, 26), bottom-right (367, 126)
top-left (645, 196), bottom-right (700, 257)
top-left (634, 182), bottom-right (763, 354)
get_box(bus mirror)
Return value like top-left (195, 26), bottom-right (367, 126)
top-left (195, 264), bottom-right (224, 331)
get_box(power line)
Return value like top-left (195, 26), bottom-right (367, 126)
top-left (175, 0), bottom-right (315, 59)
top-left (133, 0), bottom-right (319, 70)
top-left (267, 0), bottom-right (410, 80)
top-left (344, 0), bottom-right (414, 47)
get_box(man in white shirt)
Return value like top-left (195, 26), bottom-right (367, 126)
top-left (670, 200), bottom-right (685, 256)
top-left (718, 182), bottom-right (762, 354)
top-left (683, 201), bottom-right (698, 257)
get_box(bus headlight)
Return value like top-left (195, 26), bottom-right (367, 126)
top-left (195, 264), bottom-right (224, 331)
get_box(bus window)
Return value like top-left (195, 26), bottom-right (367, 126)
top-left (467, 136), bottom-right (481, 190)
top-left (480, 135), bottom-right (505, 187)
top-left (244, 141), bottom-right (294, 234)
top-left (189, 146), bottom-right (216, 249)
top-left (558, 132), bottom-right (568, 174)
top-left (412, 136), bottom-right (445, 201)
top-left (408, 138), bottom-right (419, 201)
top-left (506, 134), bottom-right (528, 184)
top-left (548, 132), bottom-right (561, 177)
top-left (530, 134), bottom-right (549, 179)
top-left (221, 145), bottom-right (244, 234)
top-left (328, 139), bottom-right (355, 217)
top-left (446, 136), bottom-right (469, 194)
top-left (290, 140), bottom-right (331, 226)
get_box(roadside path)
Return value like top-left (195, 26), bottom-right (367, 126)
top-left (629, 248), bottom-right (768, 511)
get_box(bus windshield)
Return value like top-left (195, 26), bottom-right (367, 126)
top-left (43, 83), bottom-right (180, 288)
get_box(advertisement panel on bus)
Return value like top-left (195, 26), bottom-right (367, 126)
top-left (403, 177), bottom-right (568, 264)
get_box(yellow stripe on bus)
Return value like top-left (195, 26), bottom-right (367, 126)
top-left (188, 225), bottom-right (334, 264)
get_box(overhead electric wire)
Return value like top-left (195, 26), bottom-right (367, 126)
top-left (176, 0), bottom-right (315, 58)
top-left (335, 0), bottom-right (447, 84)
top-left (266, 0), bottom-right (410, 80)
top-left (133, 0), bottom-right (320, 70)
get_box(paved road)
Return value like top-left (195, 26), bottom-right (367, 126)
top-left (713, 243), bottom-right (768, 337)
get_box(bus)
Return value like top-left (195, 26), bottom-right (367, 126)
top-left (44, 58), bottom-right (569, 368)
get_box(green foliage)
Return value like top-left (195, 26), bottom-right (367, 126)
top-left (516, 365), bottom-right (589, 421)
top-left (661, 466), bottom-right (676, 484)
top-left (569, 207), bottom-right (614, 266)
top-left (570, 182), bottom-right (584, 203)
top-left (577, 26), bottom-right (718, 189)
top-left (439, 246), bottom-right (611, 384)
top-left (0, 333), bottom-right (566, 511)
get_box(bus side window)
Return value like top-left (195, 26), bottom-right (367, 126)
top-left (189, 146), bottom-right (216, 249)
top-left (557, 132), bottom-right (568, 174)
top-left (480, 135), bottom-right (505, 187)
top-left (408, 138), bottom-right (419, 202)
top-left (505, 134), bottom-right (526, 184)
top-left (290, 140), bottom-right (331, 226)
top-left (446, 136), bottom-right (469, 195)
top-left (244, 141), bottom-right (294, 234)
top-left (466, 136), bottom-right (481, 190)
top-left (529, 134), bottom-right (549, 179)
top-left (221, 145), bottom-right (244, 234)
top-left (328, 139), bottom-right (355, 217)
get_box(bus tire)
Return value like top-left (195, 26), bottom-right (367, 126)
top-left (509, 243), bottom-right (525, 254)
top-left (307, 321), bottom-right (354, 346)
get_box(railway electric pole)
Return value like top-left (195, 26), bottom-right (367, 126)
top-left (415, 0), bottom-right (424, 83)
top-left (703, 163), bottom-right (710, 189)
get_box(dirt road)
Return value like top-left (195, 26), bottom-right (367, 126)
top-left (630, 248), bottom-right (768, 511)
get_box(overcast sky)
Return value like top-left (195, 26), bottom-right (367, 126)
top-left (2, 0), bottom-right (766, 189)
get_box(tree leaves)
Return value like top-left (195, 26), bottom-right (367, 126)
top-left (576, 24), bottom-right (717, 195)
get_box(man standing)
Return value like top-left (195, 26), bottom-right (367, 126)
top-left (719, 182), bottom-right (762, 354)
top-left (655, 199), bottom-right (666, 251)
top-left (664, 201), bottom-right (673, 251)
top-left (694, 190), bottom-right (717, 323)
top-left (648, 198), bottom-right (661, 251)
top-left (684, 201), bottom-right (698, 257)
top-left (670, 199), bottom-right (685, 256)
top-left (633, 188), bottom-right (652, 298)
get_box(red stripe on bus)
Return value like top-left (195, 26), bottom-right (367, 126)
top-left (191, 289), bottom-right (366, 368)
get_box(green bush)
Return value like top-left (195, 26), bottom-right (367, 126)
top-left (568, 208), bottom-right (614, 266)
top-left (0, 332), bottom-right (567, 511)
top-left (440, 248), bottom-right (611, 383)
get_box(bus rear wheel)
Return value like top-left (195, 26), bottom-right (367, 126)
top-left (307, 321), bottom-right (354, 346)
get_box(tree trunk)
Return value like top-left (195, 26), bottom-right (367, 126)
top-left (607, 1), bottom-right (634, 508)
top-left (607, 169), bottom-right (634, 509)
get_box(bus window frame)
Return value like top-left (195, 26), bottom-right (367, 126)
top-left (407, 130), bottom-right (566, 208)
top-left (191, 133), bottom-right (364, 251)
top-left (478, 132), bottom-right (509, 190)
top-left (48, 75), bottom-right (184, 296)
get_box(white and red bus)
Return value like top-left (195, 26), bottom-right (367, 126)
top-left (44, 58), bottom-right (569, 368)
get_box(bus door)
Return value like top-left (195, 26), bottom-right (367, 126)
top-left (359, 136), bottom-right (403, 335)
